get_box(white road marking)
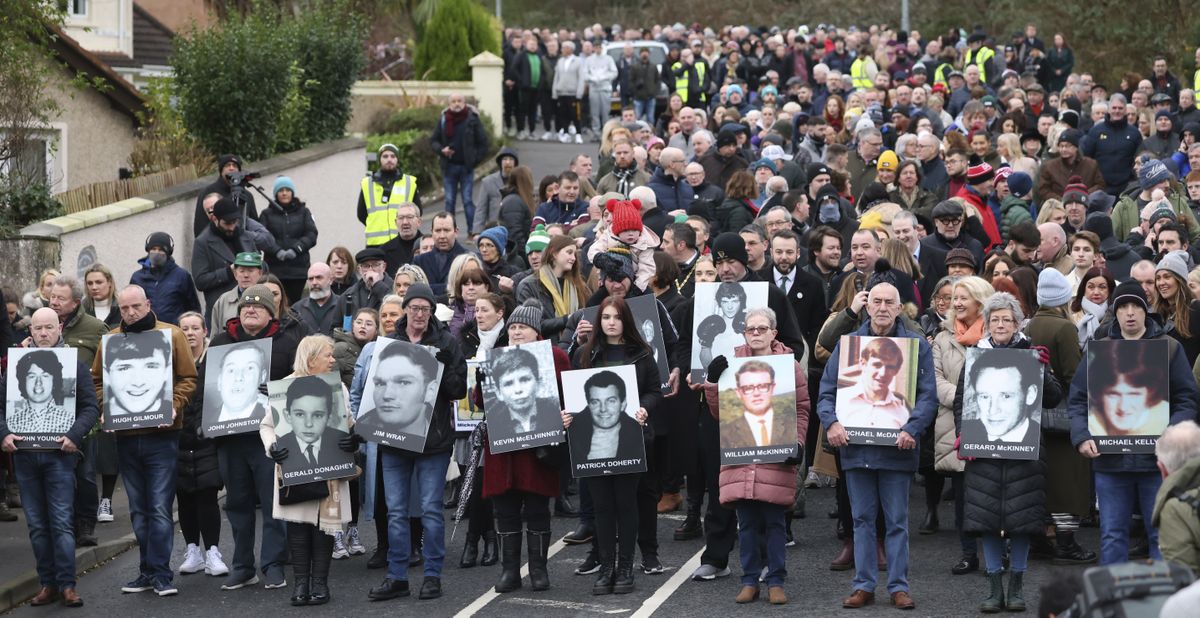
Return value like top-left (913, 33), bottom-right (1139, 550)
top-left (500, 598), bottom-right (632, 614)
top-left (628, 546), bottom-right (705, 618)
top-left (453, 538), bottom-right (569, 618)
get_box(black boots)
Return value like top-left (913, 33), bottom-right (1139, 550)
top-left (527, 529), bottom-right (551, 591)
top-left (460, 531), bottom-right (480, 568)
top-left (919, 510), bottom-right (939, 535)
top-left (952, 553), bottom-right (979, 575)
top-left (612, 555), bottom-right (635, 594)
top-left (980, 572), bottom-right (1005, 613)
top-left (309, 532), bottom-right (334, 605)
top-left (480, 530), bottom-right (498, 566)
top-left (289, 527), bottom-right (311, 606)
top-left (1006, 571), bottom-right (1026, 611)
top-left (673, 513), bottom-right (702, 540)
top-left (592, 560), bottom-right (615, 595)
top-left (1052, 531), bottom-right (1097, 565)
top-left (494, 531), bottom-right (522, 593)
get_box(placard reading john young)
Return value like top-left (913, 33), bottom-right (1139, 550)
top-left (483, 340), bottom-right (563, 453)
top-left (454, 359), bottom-right (484, 432)
top-left (356, 338), bottom-right (445, 452)
top-left (268, 373), bottom-right (356, 487)
top-left (100, 330), bottom-right (174, 431)
top-left (202, 339), bottom-right (273, 437)
top-left (6, 348), bottom-right (79, 450)
top-left (562, 365), bottom-right (647, 478)
top-left (1087, 339), bottom-right (1169, 454)
top-left (958, 348), bottom-right (1044, 460)
top-left (584, 295), bottom-right (671, 392)
top-left (834, 335), bottom-right (919, 445)
top-left (690, 281), bottom-right (769, 383)
top-left (717, 354), bottom-right (798, 465)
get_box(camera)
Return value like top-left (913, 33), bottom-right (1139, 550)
top-left (224, 170), bottom-right (261, 186)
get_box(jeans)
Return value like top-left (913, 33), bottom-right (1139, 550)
top-left (1094, 470), bottom-right (1162, 565)
top-left (117, 431), bottom-right (179, 581)
top-left (634, 98), bottom-right (656, 125)
top-left (982, 534), bottom-right (1030, 574)
top-left (735, 501), bottom-right (787, 587)
top-left (844, 467), bottom-right (912, 594)
top-left (382, 449), bottom-right (451, 580)
top-left (74, 434), bottom-right (98, 529)
top-left (217, 434), bottom-right (287, 576)
top-left (15, 451), bottom-right (78, 589)
top-left (589, 87), bottom-right (613, 134)
top-left (443, 163), bottom-right (476, 233)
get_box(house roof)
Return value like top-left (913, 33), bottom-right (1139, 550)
top-left (101, 2), bottom-right (175, 69)
top-left (47, 25), bottom-right (147, 121)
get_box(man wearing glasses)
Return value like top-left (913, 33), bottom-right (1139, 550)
top-left (380, 202), bottom-right (425, 275)
top-left (920, 200), bottom-right (985, 270)
top-left (719, 359), bottom-right (797, 450)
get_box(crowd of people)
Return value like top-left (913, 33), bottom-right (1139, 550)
top-left (2, 17), bottom-right (1200, 616)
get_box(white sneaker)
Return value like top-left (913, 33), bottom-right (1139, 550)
top-left (332, 531), bottom-right (350, 559)
top-left (347, 526), bottom-right (366, 556)
top-left (558, 131), bottom-right (570, 143)
top-left (505, 126), bottom-right (517, 137)
top-left (205, 545), bottom-right (229, 576)
top-left (690, 564), bottom-right (731, 580)
top-left (517, 130), bottom-right (529, 140)
top-left (568, 125), bottom-right (577, 135)
top-left (179, 543), bottom-right (204, 574)
top-left (540, 131), bottom-right (554, 141)
top-left (97, 497), bottom-right (114, 522)
top-left (574, 133), bottom-right (583, 144)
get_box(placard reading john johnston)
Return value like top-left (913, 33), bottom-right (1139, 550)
top-left (1086, 339), bottom-right (1169, 454)
top-left (268, 373), bottom-right (356, 487)
top-left (201, 339), bottom-right (273, 437)
top-left (834, 335), bottom-right (919, 445)
top-left (716, 354), bottom-right (799, 465)
top-left (5, 347), bottom-right (78, 450)
top-left (100, 330), bottom-right (174, 431)
top-left (483, 340), bottom-right (564, 454)
top-left (562, 366), bottom-right (647, 478)
top-left (356, 338), bottom-right (445, 453)
top-left (958, 348), bottom-right (1044, 460)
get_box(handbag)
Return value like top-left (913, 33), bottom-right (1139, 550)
top-left (279, 480), bottom-right (329, 505)
top-left (1041, 405), bottom-right (1071, 434)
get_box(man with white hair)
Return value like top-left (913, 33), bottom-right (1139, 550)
top-left (1153, 420), bottom-right (1200, 572)
top-left (646, 147), bottom-right (694, 228)
top-left (1037, 222), bottom-right (1072, 274)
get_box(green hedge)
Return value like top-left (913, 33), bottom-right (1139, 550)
top-left (366, 106), bottom-right (506, 189)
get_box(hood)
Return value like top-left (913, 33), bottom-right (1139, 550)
top-left (137, 255), bottom-right (178, 272)
top-left (1155, 457), bottom-right (1200, 522)
top-left (1101, 237), bottom-right (1132, 260)
top-left (224, 317), bottom-right (281, 340)
top-left (494, 146), bottom-right (519, 167)
top-left (1103, 312), bottom-right (1166, 340)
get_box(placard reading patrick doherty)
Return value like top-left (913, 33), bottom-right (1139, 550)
top-left (563, 365), bottom-right (647, 478)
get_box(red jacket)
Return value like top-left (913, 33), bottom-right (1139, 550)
top-left (481, 345), bottom-right (570, 499)
top-left (954, 185), bottom-right (1002, 250)
top-left (703, 341), bottom-right (810, 507)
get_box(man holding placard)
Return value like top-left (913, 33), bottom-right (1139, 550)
top-left (817, 282), bottom-right (935, 611)
top-left (1, 308), bottom-right (98, 607)
top-left (1068, 280), bottom-right (1199, 566)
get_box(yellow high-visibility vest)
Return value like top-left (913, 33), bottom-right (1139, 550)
top-left (362, 174), bottom-right (416, 246)
top-left (850, 57), bottom-right (873, 90)
top-left (933, 62), bottom-right (954, 87)
top-left (672, 61), bottom-right (706, 99)
top-left (965, 46), bottom-right (995, 83)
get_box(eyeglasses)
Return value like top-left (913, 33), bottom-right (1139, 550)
top-left (745, 326), bottom-right (774, 335)
top-left (406, 305), bottom-right (431, 315)
top-left (737, 383), bottom-right (774, 394)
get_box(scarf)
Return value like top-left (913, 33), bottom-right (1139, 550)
top-left (442, 107), bottom-right (469, 139)
top-left (954, 316), bottom-right (984, 346)
top-left (1077, 298), bottom-right (1107, 347)
top-left (538, 264), bottom-right (580, 317)
top-left (120, 310), bottom-right (157, 333)
top-left (476, 318), bottom-right (505, 359)
top-left (613, 165), bottom-right (638, 196)
top-left (977, 331), bottom-right (1028, 350)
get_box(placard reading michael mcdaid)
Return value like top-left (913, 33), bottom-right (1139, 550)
top-left (717, 354), bottom-right (798, 465)
top-left (958, 348), bottom-right (1044, 460)
top-left (356, 338), bottom-right (445, 452)
top-left (562, 365), bottom-right (647, 478)
top-left (5, 347), bottom-right (79, 450)
top-left (201, 339), bottom-right (273, 437)
top-left (834, 335), bottom-right (919, 445)
top-left (99, 330), bottom-right (174, 431)
top-left (482, 340), bottom-right (564, 454)
top-left (1087, 339), bottom-right (1169, 454)
top-left (267, 372), bottom-right (356, 487)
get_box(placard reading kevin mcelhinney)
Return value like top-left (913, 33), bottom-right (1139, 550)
top-left (717, 354), bottom-right (799, 465)
top-left (5, 347), bottom-right (78, 450)
top-left (563, 365), bottom-right (647, 478)
top-left (958, 348), bottom-right (1044, 460)
top-left (356, 338), bottom-right (444, 453)
top-left (100, 330), bottom-right (174, 431)
top-left (834, 335), bottom-right (919, 445)
top-left (483, 340), bottom-right (563, 454)
top-left (202, 339), bottom-right (273, 437)
top-left (1087, 339), bottom-right (1169, 454)
top-left (268, 373), bottom-right (356, 487)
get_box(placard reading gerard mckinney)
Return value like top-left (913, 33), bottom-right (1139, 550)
top-left (356, 338), bottom-right (445, 452)
top-left (100, 330), bottom-right (174, 431)
top-left (563, 365), bottom-right (647, 478)
top-left (5, 347), bottom-right (78, 450)
top-left (958, 348), bottom-right (1044, 460)
top-left (268, 373), bottom-right (356, 487)
top-left (483, 340), bottom-right (563, 454)
top-left (201, 339), bottom-right (273, 437)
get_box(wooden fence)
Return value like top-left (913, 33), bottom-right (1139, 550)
top-left (55, 165), bottom-right (199, 214)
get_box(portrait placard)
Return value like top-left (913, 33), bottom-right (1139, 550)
top-left (1087, 339), bottom-right (1169, 454)
top-left (454, 359), bottom-right (484, 432)
top-left (267, 372), bottom-right (356, 486)
top-left (717, 354), bottom-right (798, 465)
top-left (959, 348), bottom-right (1043, 460)
top-left (6, 347), bottom-right (78, 450)
top-left (689, 281), bottom-right (769, 382)
top-left (100, 330), bottom-right (174, 431)
top-left (482, 340), bottom-right (564, 453)
top-left (562, 365), bottom-right (647, 478)
top-left (356, 338), bottom-right (445, 452)
top-left (834, 335), bottom-right (919, 445)
top-left (584, 295), bottom-right (672, 392)
top-left (202, 339), bottom-right (273, 437)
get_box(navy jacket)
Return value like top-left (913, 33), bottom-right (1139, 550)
top-left (413, 243), bottom-right (469, 299)
top-left (1082, 116), bottom-right (1143, 191)
top-left (130, 257), bottom-right (202, 326)
top-left (646, 168), bottom-right (695, 215)
top-left (533, 198), bottom-right (589, 229)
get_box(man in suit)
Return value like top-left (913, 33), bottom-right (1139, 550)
top-left (960, 352), bottom-right (1041, 448)
top-left (358, 340), bottom-right (439, 439)
top-left (761, 230), bottom-right (828, 354)
top-left (719, 360), bottom-right (797, 449)
top-left (487, 346), bottom-right (561, 440)
top-left (568, 370), bottom-right (643, 464)
top-left (276, 376), bottom-right (349, 471)
top-left (891, 211), bottom-right (946, 306)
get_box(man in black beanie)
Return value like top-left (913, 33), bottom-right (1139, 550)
top-left (193, 154), bottom-right (258, 237)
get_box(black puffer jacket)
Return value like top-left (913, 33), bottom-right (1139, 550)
top-left (390, 315), bottom-right (468, 455)
top-left (258, 199), bottom-right (318, 280)
top-left (178, 355), bottom-right (222, 492)
top-left (955, 335), bottom-right (1062, 537)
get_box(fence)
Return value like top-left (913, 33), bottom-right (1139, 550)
top-left (55, 165), bottom-right (200, 214)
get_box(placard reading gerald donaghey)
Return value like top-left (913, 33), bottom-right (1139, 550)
top-left (268, 372), bottom-right (356, 487)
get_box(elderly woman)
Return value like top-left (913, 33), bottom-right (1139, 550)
top-left (954, 293), bottom-right (1060, 612)
top-left (263, 335), bottom-right (359, 606)
top-left (702, 307), bottom-right (809, 605)
top-left (931, 276), bottom-right (994, 574)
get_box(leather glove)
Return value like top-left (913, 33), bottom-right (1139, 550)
top-left (475, 366), bottom-right (487, 386)
top-left (1031, 345), bottom-right (1051, 366)
top-left (275, 249), bottom-right (295, 261)
top-left (338, 428), bottom-right (365, 452)
top-left (706, 355), bottom-right (729, 382)
top-left (268, 442), bottom-right (289, 463)
top-left (435, 348), bottom-right (454, 365)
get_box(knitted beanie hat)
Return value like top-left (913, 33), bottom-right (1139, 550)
top-left (526, 224), bottom-right (551, 254)
top-left (607, 199), bottom-right (644, 236)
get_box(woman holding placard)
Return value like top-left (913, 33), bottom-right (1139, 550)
top-left (562, 296), bottom-right (660, 595)
top-left (954, 293), bottom-right (1061, 612)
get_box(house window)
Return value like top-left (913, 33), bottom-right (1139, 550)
top-left (12, 138), bottom-right (51, 188)
top-left (61, 0), bottom-right (88, 17)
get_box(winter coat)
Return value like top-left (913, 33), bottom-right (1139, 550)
top-left (552, 53), bottom-right (586, 99)
top-left (931, 325), bottom-right (971, 474)
top-left (1151, 457), bottom-right (1200, 573)
top-left (1045, 46), bottom-right (1073, 92)
top-left (1023, 307), bottom-right (1082, 385)
top-left (337, 275), bottom-right (394, 321)
top-left (498, 191), bottom-right (533, 256)
top-left (816, 318), bottom-right (937, 473)
top-left (1112, 188), bottom-right (1200, 242)
top-left (91, 319), bottom-right (198, 436)
top-left (630, 58), bottom-right (660, 100)
top-left (998, 196), bottom-right (1034, 243)
top-left (586, 227), bottom-right (661, 291)
top-left (714, 197), bottom-right (759, 237)
top-left (708, 341), bottom-right (810, 507)
top-left (191, 225), bottom-right (257, 313)
top-left (430, 106), bottom-right (489, 171)
top-left (130, 257), bottom-right (202, 327)
top-left (1145, 132), bottom-right (1181, 161)
top-left (595, 168), bottom-right (652, 197)
top-left (331, 328), bottom-right (365, 387)
top-left (258, 199), bottom-right (318, 280)
top-left (178, 353), bottom-right (221, 493)
top-left (1082, 116), bottom-right (1143, 190)
top-left (192, 177), bottom-right (258, 238)
top-left (389, 315), bottom-right (468, 455)
top-left (291, 295), bottom-right (341, 336)
top-left (513, 272), bottom-right (580, 341)
top-left (646, 168), bottom-right (695, 215)
top-left (508, 50), bottom-right (550, 91)
top-left (696, 150), bottom-right (749, 197)
top-left (1069, 319), bottom-right (1199, 473)
top-left (889, 186), bottom-right (939, 223)
top-left (61, 307), bottom-right (111, 369)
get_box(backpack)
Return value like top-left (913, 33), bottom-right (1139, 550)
top-left (1062, 560), bottom-right (1195, 618)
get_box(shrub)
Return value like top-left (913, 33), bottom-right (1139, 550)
top-left (0, 184), bottom-right (64, 236)
top-left (413, 0), bottom-right (500, 80)
top-left (365, 131), bottom-right (439, 189)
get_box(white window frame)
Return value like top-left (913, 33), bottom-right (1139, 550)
top-left (66, 0), bottom-right (88, 18)
top-left (0, 125), bottom-right (67, 194)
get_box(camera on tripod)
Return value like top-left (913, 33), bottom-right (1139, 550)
top-left (224, 170), bottom-right (262, 187)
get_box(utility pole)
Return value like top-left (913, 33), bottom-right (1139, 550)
top-left (496, 0), bottom-right (502, 19)
top-left (901, 0), bottom-right (910, 32)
